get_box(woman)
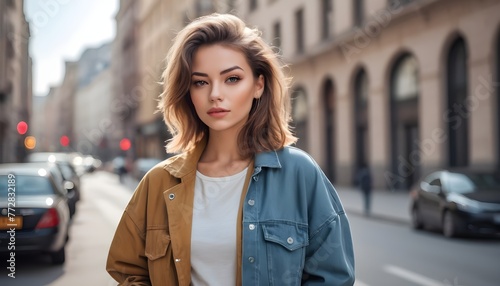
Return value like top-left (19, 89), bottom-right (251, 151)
top-left (107, 13), bottom-right (355, 286)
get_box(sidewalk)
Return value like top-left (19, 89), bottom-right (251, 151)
top-left (336, 186), bottom-right (411, 225)
top-left (117, 172), bottom-right (411, 225)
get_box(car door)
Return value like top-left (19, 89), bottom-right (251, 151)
top-left (419, 172), bottom-right (443, 228)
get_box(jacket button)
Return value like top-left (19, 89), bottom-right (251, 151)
top-left (169, 194), bottom-right (175, 200)
top-left (287, 237), bottom-right (294, 244)
top-left (175, 258), bottom-right (181, 262)
top-left (249, 224), bottom-right (255, 230)
top-left (248, 199), bottom-right (255, 206)
top-left (248, 257), bottom-right (255, 263)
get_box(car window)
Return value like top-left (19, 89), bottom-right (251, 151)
top-left (446, 173), bottom-right (500, 193)
top-left (0, 175), bottom-right (55, 195)
top-left (49, 167), bottom-right (64, 183)
top-left (446, 173), bottom-right (477, 194)
top-left (429, 178), bottom-right (441, 187)
top-left (58, 163), bottom-right (74, 179)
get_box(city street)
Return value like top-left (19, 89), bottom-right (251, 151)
top-left (350, 214), bottom-right (500, 286)
top-left (1, 171), bottom-right (499, 286)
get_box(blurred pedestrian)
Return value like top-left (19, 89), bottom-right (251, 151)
top-left (107, 13), bottom-right (354, 286)
top-left (356, 163), bottom-right (372, 216)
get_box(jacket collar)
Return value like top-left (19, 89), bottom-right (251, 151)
top-left (163, 137), bottom-right (207, 178)
top-left (254, 149), bottom-right (282, 169)
top-left (163, 136), bottom-right (283, 178)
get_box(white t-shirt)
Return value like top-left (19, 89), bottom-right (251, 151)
top-left (191, 167), bottom-right (248, 286)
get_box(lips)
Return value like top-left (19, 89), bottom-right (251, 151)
top-left (207, 107), bottom-right (230, 114)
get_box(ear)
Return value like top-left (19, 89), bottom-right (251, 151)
top-left (254, 75), bottom-right (264, 99)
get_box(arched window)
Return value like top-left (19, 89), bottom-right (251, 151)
top-left (447, 38), bottom-right (468, 168)
top-left (291, 88), bottom-right (309, 151)
top-left (393, 56), bottom-right (419, 101)
top-left (354, 69), bottom-right (369, 176)
top-left (389, 54), bottom-right (420, 190)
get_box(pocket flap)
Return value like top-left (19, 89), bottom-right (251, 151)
top-left (145, 230), bottom-right (171, 261)
top-left (262, 222), bottom-right (309, 251)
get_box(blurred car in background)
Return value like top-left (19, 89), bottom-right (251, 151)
top-left (0, 163), bottom-right (71, 264)
top-left (410, 170), bottom-right (500, 238)
top-left (26, 151), bottom-right (101, 176)
top-left (27, 152), bottom-right (81, 216)
top-left (28, 162), bottom-right (79, 218)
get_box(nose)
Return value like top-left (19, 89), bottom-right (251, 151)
top-left (209, 83), bottom-right (223, 102)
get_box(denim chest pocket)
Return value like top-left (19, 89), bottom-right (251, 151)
top-left (261, 222), bottom-right (309, 285)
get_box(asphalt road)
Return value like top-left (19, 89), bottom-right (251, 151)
top-left (349, 212), bottom-right (500, 286)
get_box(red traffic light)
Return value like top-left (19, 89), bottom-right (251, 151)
top-left (120, 138), bottom-right (131, 151)
top-left (17, 121), bottom-right (28, 135)
top-left (60, 135), bottom-right (70, 147)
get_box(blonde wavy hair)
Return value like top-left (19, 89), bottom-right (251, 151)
top-left (158, 13), bottom-right (296, 157)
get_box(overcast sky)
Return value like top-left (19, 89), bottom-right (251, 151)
top-left (24, 0), bottom-right (119, 96)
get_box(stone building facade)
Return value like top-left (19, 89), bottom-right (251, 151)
top-left (74, 42), bottom-right (116, 162)
top-left (0, 0), bottom-right (32, 162)
top-left (113, 0), bottom-right (500, 191)
top-left (237, 0), bottom-right (500, 189)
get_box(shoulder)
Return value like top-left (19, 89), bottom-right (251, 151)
top-left (275, 146), bottom-right (323, 176)
top-left (277, 146), bottom-right (319, 166)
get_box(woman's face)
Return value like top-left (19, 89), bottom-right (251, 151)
top-left (190, 44), bottom-right (264, 136)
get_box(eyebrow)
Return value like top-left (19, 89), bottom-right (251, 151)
top-left (191, 66), bottom-right (243, 77)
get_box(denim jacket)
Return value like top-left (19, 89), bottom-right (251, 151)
top-left (107, 140), bottom-right (355, 286)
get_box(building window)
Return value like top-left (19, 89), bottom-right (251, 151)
top-left (295, 8), bottom-right (304, 54)
top-left (354, 69), bottom-right (369, 174)
top-left (355, 69), bottom-right (369, 106)
top-left (272, 21), bottom-right (282, 54)
top-left (353, 0), bottom-right (364, 26)
top-left (447, 38), bottom-right (469, 168)
top-left (393, 56), bottom-right (419, 101)
top-left (250, 0), bottom-right (258, 11)
top-left (389, 54), bottom-right (420, 190)
top-left (321, 0), bottom-right (333, 40)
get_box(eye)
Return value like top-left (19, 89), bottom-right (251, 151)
top-left (226, 76), bottom-right (241, 83)
top-left (192, 80), bottom-right (207, 87)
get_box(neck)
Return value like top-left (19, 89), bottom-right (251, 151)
top-left (197, 129), bottom-right (251, 177)
top-left (203, 129), bottom-right (244, 162)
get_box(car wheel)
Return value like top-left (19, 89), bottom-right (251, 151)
top-left (443, 211), bottom-right (458, 238)
top-left (50, 247), bottom-right (66, 265)
top-left (411, 206), bottom-right (423, 229)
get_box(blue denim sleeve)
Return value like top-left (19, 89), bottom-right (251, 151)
top-left (302, 173), bottom-right (355, 285)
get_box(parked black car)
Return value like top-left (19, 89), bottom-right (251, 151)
top-left (410, 170), bottom-right (500, 238)
top-left (0, 163), bottom-right (71, 264)
top-left (27, 152), bottom-right (81, 216)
